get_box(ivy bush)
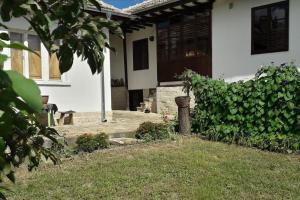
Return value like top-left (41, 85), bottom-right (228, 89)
top-left (135, 122), bottom-right (171, 142)
top-left (75, 133), bottom-right (109, 153)
top-left (190, 64), bottom-right (300, 153)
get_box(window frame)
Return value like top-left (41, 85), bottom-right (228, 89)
top-left (3, 29), bottom-right (69, 86)
top-left (132, 38), bottom-right (149, 71)
top-left (251, 0), bottom-right (289, 55)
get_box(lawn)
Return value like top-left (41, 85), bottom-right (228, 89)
top-left (8, 137), bottom-right (300, 200)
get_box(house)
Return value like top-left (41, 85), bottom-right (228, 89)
top-left (2, 0), bottom-right (299, 120)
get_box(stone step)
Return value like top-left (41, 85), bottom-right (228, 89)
top-left (136, 107), bottom-right (144, 112)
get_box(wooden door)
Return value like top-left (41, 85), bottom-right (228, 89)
top-left (28, 35), bottom-right (42, 79)
top-left (10, 32), bottom-right (24, 74)
top-left (129, 90), bottom-right (143, 111)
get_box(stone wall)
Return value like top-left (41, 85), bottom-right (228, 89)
top-left (54, 112), bottom-right (113, 125)
top-left (156, 86), bottom-right (195, 115)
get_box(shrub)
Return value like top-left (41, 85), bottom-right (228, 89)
top-left (76, 133), bottom-right (109, 153)
top-left (189, 64), bottom-right (300, 153)
top-left (135, 122), bottom-right (170, 142)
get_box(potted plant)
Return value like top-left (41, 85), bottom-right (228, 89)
top-left (174, 69), bottom-right (196, 135)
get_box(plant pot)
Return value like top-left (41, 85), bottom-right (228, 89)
top-left (42, 95), bottom-right (49, 105)
top-left (175, 96), bottom-right (190, 108)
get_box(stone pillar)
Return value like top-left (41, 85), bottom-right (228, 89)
top-left (175, 96), bottom-right (191, 135)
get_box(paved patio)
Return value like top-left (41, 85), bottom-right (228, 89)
top-left (55, 111), bottom-right (164, 142)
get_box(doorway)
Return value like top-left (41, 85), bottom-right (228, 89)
top-left (129, 90), bottom-right (143, 111)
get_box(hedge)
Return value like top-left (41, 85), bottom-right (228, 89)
top-left (190, 64), bottom-right (300, 153)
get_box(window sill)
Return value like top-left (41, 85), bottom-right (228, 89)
top-left (35, 80), bottom-right (71, 87)
top-left (251, 49), bottom-right (289, 55)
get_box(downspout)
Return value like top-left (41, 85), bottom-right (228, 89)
top-left (101, 55), bottom-right (106, 122)
top-left (123, 33), bottom-right (128, 88)
top-left (101, 11), bottom-right (112, 122)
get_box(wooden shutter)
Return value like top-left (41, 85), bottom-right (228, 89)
top-left (157, 28), bottom-right (169, 62)
top-left (49, 53), bottom-right (61, 80)
top-left (169, 16), bottom-right (181, 60)
top-left (10, 32), bottom-right (23, 74)
top-left (157, 11), bottom-right (212, 82)
top-left (183, 15), bottom-right (196, 57)
top-left (195, 12), bottom-right (210, 56)
top-left (28, 35), bottom-right (42, 79)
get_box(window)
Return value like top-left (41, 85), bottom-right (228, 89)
top-left (49, 53), bottom-right (61, 80)
top-left (133, 38), bottom-right (149, 71)
top-left (28, 35), bottom-right (42, 79)
top-left (8, 31), bottom-right (64, 83)
top-left (49, 40), bottom-right (61, 80)
top-left (252, 1), bottom-right (289, 54)
top-left (10, 32), bottom-right (24, 74)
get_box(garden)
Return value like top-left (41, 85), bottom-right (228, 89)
top-left (0, 0), bottom-right (299, 199)
top-left (4, 64), bottom-right (300, 199)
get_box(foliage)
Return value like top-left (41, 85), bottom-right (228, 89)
top-left (190, 64), bottom-right (300, 153)
top-left (176, 69), bottom-right (196, 97)
top-left (0, 0), bottom-right (123, 74)
top-left (76, 133), bottom-right (109, 153)
top-left (0, 69), bottom-right (59, 198)
top-left (135, 122), bottom-right (171, 142)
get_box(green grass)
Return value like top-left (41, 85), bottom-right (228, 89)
top-left (8, 137), bottom-right (300, 200)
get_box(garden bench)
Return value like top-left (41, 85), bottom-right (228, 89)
top-left (58, 111), bottom-right (76, 126)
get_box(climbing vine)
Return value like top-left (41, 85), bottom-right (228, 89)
top-left (190, 64), bottom-right (300, 153)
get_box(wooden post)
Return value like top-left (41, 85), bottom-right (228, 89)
top-left (175, 96), bottom-right (191, 135)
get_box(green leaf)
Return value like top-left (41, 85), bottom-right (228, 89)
top-left (58, 44), bottom-right (73, 74)
top-left (0, 54), bottom-right (9, 66)
top-left (89, 0), bottom-right (102, 11)
top-left (0, 40), bottom-right (39, 56)
top-left (5, 70), bottom-right (42, 112)
top-left (0, 33), bottom-right (9, 41)
top-left (0, 137), bottom-right (6, 153)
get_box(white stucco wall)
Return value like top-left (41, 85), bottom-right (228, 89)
top-left (126, 26), bottom-right (158, 90)
top-left (1, 18), bottom-right (113, 113)
top-left (110, 34), bottom-right (125, 80)
top-left (39, 60), bottom-right (102, 112)
top-left (212, 0), bottom-right (300, 82)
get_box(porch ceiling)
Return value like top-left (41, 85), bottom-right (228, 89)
top-left (121, 0), bottom-right (214, 33)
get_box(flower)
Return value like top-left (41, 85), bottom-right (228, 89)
top-left (281, 80), bottom-right (288, 86)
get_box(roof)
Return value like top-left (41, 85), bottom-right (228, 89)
top-left (88, 0), bottom-right (211, 19)
top-left (123, 0), bottom-right (210, 14)
top-left (87, 0), bottom-right (131, 17)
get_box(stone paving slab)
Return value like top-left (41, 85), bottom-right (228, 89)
top-left (55, 111), bottom-right (164, 139)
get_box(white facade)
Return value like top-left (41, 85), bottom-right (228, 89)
top-left (110, 34), bottom-right (125, 81)
top-left (126, 26), bottom-right (158, 90)
top-left (3, 0), bottom-right (299, 114)
top-left (1, 18), bottom-right (112, 113)
top-left (123, 0), bottom-right (300, 87)
top-left (212, 0), bottom-right (300, 82)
